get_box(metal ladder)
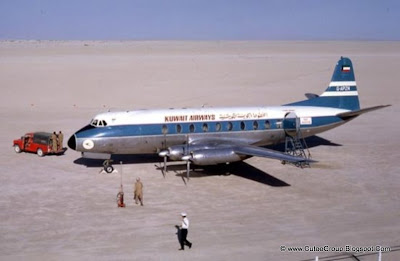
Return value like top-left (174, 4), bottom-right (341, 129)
top-left (283, 129), bottom-right (312, 168)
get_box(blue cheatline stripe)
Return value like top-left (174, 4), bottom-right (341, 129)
top-left (75, 116), bottom-right (343, 139)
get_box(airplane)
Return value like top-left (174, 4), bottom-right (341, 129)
top-left (68, 57), bottom-right (390, 177)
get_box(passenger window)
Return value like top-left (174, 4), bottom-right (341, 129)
top-left (276, 120), bottom-right (282, 129)
top-left (202, 123), bottom-right (208, 132)
top-left (253, 121), bottom-right (258, 130)
top-left (216, 122), bottom-right (221, 132)
top-left (265, 120), bottom-right (271, 129)
top-left (176, 124), bottom-right (182, 133)
top-left (162, 124), bottom-right (168, 134)
top-left (240, 121), bottom-right (245, 130)
top-left (189, 124), bottom-right (195, 133)
top-left (227, 122), bottom-right (233, 131)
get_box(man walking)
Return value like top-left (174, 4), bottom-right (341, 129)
top-left (179, 212), bottom-right (192, 250)
top-left (134, 178), bottom-right (143, 206)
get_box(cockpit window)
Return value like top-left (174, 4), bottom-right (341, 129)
top-left (91, 119), bottom-right (98, 127)
top-left (90, 119), bottom-right (107, 127)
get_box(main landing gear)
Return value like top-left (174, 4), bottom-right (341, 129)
top-left (103, 159), bottom-right (114, 173)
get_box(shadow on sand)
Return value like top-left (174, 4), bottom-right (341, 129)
top-left (267, 135), bottom-right (342, 152)
top-left (170, 162), bottom-right (290, 187)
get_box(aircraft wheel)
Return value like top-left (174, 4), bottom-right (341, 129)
top-left (37, 148), bottom-right (44, 157)
top-left (105, 165), bottom-right (114, 173)
top-left (14, 145), bottom-right (22, 153)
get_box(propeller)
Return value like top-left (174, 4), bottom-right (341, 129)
top-left (158, 131), bottom-right (168, 177)
top-left (181, 134), bottom-right (191, 180)
top-left (158, 150), bottom-right (168, 174)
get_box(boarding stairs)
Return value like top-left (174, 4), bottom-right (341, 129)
top-left (282, 112), bottom-right (312, 168)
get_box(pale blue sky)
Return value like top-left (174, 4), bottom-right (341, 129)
top-left (1, 0), bottom-right (399, 40)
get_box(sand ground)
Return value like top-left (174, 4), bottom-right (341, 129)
top-left (0, 41), bottom-right (399, 260)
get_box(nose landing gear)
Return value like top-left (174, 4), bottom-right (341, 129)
top-left (103, 159), bottom-right (114, 173)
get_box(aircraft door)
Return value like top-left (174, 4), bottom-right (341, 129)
top-left (283, 112), bottom-right (300, 137)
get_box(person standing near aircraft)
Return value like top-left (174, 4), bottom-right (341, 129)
top-left (117, 185), bottom-right (125, 208)
top-left (57, 131), bottom-right (64, 150)
top-left (51, 132), bottom-right (57, 152)
top-left (179, 212), bottom-right (192, 250)
top-left (134, 178), bottom-right (143, 206)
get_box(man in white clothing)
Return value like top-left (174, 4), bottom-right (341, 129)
top-left (179, 212), bottom-right (192, 250)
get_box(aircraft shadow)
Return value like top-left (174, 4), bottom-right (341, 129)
top-left (73, 153), bottom-right (164, 167)
top-left (171, 162), bottom-right (290, 187)
top-left (73, 155), bottom-right (289, 187)
top-left (267, 135), bottom-right (342, 152)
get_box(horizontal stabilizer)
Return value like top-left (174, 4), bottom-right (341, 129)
top-left (305, 93), bottom-right (319, 99)
top-left (337, 105), bottom-right (391, 120)
top-left (233, 145), bottom-right (316, 163)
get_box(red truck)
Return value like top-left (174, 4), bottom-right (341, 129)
top-left (13, 132), bottom-right (65, 157)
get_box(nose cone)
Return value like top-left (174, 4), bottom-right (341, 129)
top-left (68, 135), bottom-right (76, 151)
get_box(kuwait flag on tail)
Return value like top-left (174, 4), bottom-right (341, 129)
top-left (342, 65), bottom-right (351, 72)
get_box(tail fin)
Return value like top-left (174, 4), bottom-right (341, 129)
top-left (287, 57), bottom-right (360, 111)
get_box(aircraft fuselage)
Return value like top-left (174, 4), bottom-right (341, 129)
top-left (68, 105), bottom-right (347, 157)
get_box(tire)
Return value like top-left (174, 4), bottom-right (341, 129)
top-left (105, 165), bottom-right (114, 173)
top-left (37, 148), bottom-right (44, 157)
top-left (14, 145), bottom-right (22, 153)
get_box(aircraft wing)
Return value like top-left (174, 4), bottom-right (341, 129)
top-left (232, 144), bottom-right (315, 163)
top-left (168, 139), bottom-right (315, 166)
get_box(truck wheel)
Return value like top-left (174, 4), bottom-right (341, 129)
top-left (37, 148), bottom-right (44, 157)
top-left (14, 145), bottom-right (22, 153)
top-left (105, 165), bottom-right (114, 173)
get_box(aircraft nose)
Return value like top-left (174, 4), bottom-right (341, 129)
top-left (68, 135), bottom-right (76, 150)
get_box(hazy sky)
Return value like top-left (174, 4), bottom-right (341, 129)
top-left (1, 0), bottom-right (399, 40)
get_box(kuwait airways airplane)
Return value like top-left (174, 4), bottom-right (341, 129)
top-left (68, 57), bottom-right (389, 175)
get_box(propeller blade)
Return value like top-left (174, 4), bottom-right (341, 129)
top-left (186, 160), bottom-right (190, 180)
top-left (163, 155), bottom-right (167, 174)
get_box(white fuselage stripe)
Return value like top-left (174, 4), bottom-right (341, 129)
top-left (329, 81), bottom-right (356, 87)
top-left (320, 91), bottom-right (359, 97)
top-left (91, 106), bottom-right (348, 126)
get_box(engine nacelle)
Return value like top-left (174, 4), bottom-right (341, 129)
top-left (167, 145), bottom-right (185, 160)
top-left (190, 148), bottom-right (246, 165)
top-left (167, 144), bottom-right (213, 161)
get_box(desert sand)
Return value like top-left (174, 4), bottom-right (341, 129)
top-left (0, 41), bottom-right (399, 260)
